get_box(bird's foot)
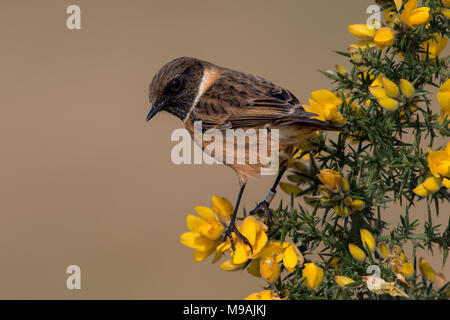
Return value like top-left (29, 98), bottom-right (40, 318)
top-left (221, 220), bottom-right (253, 254)
top-left (249, 200), bottom-right (273, 227)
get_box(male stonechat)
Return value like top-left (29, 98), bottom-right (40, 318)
top-left (147, 57), bottom-right (341, 251)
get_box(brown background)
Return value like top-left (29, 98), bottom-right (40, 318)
top-left (0, 0), bottom-right (448, 299)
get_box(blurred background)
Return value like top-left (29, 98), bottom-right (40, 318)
top-left (0, 0), bottom-right (448, 299)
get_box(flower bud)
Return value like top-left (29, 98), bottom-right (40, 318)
top-left (381, 77), bottom-right (400, 98)
top-left (335, 276), bottom-right (355, 288)
top-left (423, 177), bottom-right (442, 192)
top-left (379, 243), bottom-right (390, 258)
top-left (334, 205), bottom-right (351, 217)
top-left (400, 79), bottom-right (415, 98)
top-left (302, 263), bottom-right (324, 291)
top-left (360, 229), bottom-right (375, 251)
top-left (374, 28), bottom-right (395, 49)
top-left (351, 199), bottom-right (365, 211)
top-left (335, 64), bottom-right (348, 76)
top-left (378, 97), bottom-right (399, 110)
top-left (344, 196), bottom-right (354, 207)
top-left (419, 257), bottom-right (436, 281)
top-left (348, 24), bottom-right (376, 40)
top-left (349, 244), bottom-right (366, 261)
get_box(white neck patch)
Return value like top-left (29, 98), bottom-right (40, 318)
top-left (184, 68), bottom-right (217, 122)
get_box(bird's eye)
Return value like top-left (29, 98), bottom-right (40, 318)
top-left (169, 78), bottom-right (182, 92)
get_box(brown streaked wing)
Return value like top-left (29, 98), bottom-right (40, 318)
top-left (191, 68), bottom-right (312, 131)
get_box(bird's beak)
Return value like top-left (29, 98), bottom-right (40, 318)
top-left (146, 104), bottom-right (163, 122)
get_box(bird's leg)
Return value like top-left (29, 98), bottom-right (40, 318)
top-left (249, 163), bottom-right (288, 227)
top-left (221, 183), bottom-right (252, 254)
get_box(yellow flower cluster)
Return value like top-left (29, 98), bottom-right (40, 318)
top-left (369, 76), bottom-right (415, 111)
top-left (413, 141), bottom-right (450, 196)
top-left (305, 169), bottom-right (364, 216)
top-left (401, 0), bottom-right (431, 28)
top-left (334, 231), bottom-right (421, 296)
top-left (181, 196), bottom-right (307, 286)
top-left (347, 229), bottom-right (375, 261)
top-left (385, 247), bottom-right (414, 287)
top-left (303, 90), bottom-right (345, 126)
top-left (180, 196), bottom-right (232, 262)
top-left (347, 2), bottom-right (448, 69)
top-left (337, 229), bottom-right (441, 299)
top-left (348, 24), bottom-right (395, 51)
top-left (246, 241), bottom-right (304, 283)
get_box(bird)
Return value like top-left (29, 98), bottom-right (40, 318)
top-left (146, 57), bottom-right (341, 252)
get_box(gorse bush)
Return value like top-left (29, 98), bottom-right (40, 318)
top-left (180, 0), bottom-right (450, 300)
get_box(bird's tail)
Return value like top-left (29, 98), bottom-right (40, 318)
top-left (276, 107), bottom-right (344, 131)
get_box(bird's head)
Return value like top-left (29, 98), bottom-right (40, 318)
top-left (147, 57), bottom-right (204, 122)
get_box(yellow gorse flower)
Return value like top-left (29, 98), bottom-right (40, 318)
top-left (414, 142), bottom-right (450, 196)
top-left (386, 248), bottom-right (414, 288)
top-left (421, 34), bottom-right (448, 60)
top-left (350, 199), bottom-right (365, 211)
top-left (400, 79), bottom-right (415, 99)
top-left (283, 243), bottom-right (304, 272)
top-left (381, 77), bottom-right (399, 98)
top-left (374, 27), bottom-right (395, 49)
top-left (369, 77), bottom-right (418, 111)
top-left (438, 79), bottom-right (450, 123)
top-left (360, 229), bottom-right (375, 251)
top-left (401, 0), bottom-right (431, 28)
top-left (302, 263), bottom-right (324, 291)
top-left (379, 242), bottom-right (390, 258)
top-left (349, 243), bottom-right (366, 261)
top-left (369, 76), bottom-right (402, 110)
top-left (211, 195), bottom-right (233, 225)
top-left (180, 197), bottom-right (234, 262)
top-left (317, 169), bottom-right (348, 193)
top-left (335, 276), bottom-right (355, 288)
top-left (245, 290), bottom-right (281, 300)
top-left (217, 216), bottom-right (268, 265)
top-left (307, 169), bottom-right (365, 217)
top-left (417, 176), bottom-right (442, 194)
top-left (247, 241), bottom-right (304, 282)
top-left (348, 24), bottom-right (376, 40)
top-left (428, 141), bottom-right (450, 178)
top-left (348, 24), bottom-right (394, 50)
top-left (413, 177), bottom-right (443, 196)
top-left (369, 87), bottom-right (399, 110)
top-left (303, 90), bottom-right (345, 125)
top-left (401, 262), bottom-right (414, 276)
top-left (419, 257), bottom-right (436, 281)
top-left (259, 255), bottom-right (280, 282)
top-left (219, 259), bottom-right (245, 271)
